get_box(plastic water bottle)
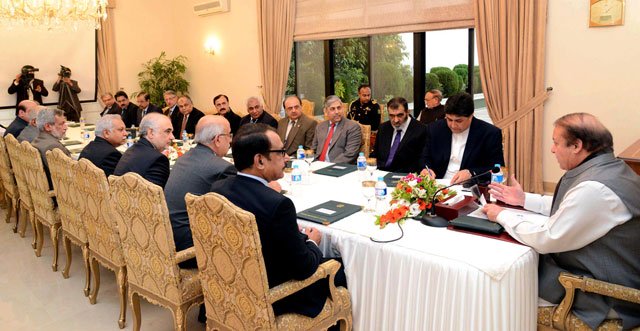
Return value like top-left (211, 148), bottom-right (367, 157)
top-left (375, 176), bottom-right (387, 211)
top-left (126, 134), bottom-right (134, 148)
top-left (357, 152), bottom-right (366, 172)
top-left (291, 164), bottom-right (302, 185)
top-left (490, 164), bottom-right (504, 202)
top-left (297, 145), bottom-right (305, 160)
top-left (181, 130), bottom-right (188, 143)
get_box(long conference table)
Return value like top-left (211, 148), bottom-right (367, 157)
top-left (282, 161), bottom-right (538, 331)
top-left (64, 124), bottom-right (538, 330)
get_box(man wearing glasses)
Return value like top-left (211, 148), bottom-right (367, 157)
top-left (312, 95), bottom-right (362, 164)
top-left (114, 113), bottom-right (174, 188)
top-left (210, 123), bottom-right (346, 318)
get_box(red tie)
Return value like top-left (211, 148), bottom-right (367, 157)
top-left (318, 123), bottom-right (335, 161)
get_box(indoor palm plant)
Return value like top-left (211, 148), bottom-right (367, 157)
top-left (137, 51), bottom-right (189, 106)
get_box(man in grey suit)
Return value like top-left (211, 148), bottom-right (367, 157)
top-left (31, 108), bottom-right (71, 189)
top-left (17, 105), bottom-right (42, 143)
top-left (164, 115), bottom-right (236, 268)
top-left (277, 95), bottom-right (317, 156)
top-left (312, 95), bottom-right (362, 164)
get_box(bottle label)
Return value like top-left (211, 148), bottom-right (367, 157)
top-left (292, 174), bottom-right (302, 182)
top-left (357, 160), bottom-right (366, 169)
top-left (492, 174), bottom-right (504, 183)
top-left (375, 187), bottom-right (387, 197)
top-left (298, 151), bottom-right (305, 159)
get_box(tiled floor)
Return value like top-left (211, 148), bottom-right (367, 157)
top-left (0, 208), bottom-right (205, 331)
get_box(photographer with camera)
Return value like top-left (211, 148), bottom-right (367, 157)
top-left (7, 65), bottom-right (49, 108)
top-left (52, 65), bottom-right (82, 122)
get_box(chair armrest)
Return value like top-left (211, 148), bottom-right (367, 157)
top-left (175, 247), bottom-right (196, 264)
top-left (267, 259), bottom-right (341, 304)
top-left (553, 272), bottom-right (640, 330)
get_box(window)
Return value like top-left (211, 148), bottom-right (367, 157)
top-left (286, 29), bottom-right (482, 119)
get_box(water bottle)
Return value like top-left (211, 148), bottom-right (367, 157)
top-left (357, 152), bottom-right (366, 172)
top-left (297, 145), bottom-right (305, 160)
top-left (79, 116), bottom-right (87, 141)
top-left (126, 134), bottom-right (134, 148)
top-left (182, 130), bottom-right (188, 143)
top-left (375, 176), bottom-right (387, 211)
top-left (291, 164), bottom-right (302, 185)
top-left (490, 164), bottom-right (504, 202)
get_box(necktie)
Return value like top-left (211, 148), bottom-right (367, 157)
top-left (318, 123), bottom-right (335, 162)
top-left (285, 120), bottom-right (296, 143)
top-left (385, 129), bottom-right (403, 168)
top-left (251, 118), bottom-right (257, 124)
top-left (181, 114), bottom-right (188, 133)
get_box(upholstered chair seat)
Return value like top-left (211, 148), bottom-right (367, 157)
top-left (537, 272), bottom-right (640, 331)
top-left (185, 192), bottom-right (352, 331)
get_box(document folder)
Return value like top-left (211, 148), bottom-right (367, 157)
top-left (450, 215), bottom-right (504, 234)
top-left (297, 200), bottom-right (362, 225)
top-left (313, 163), bottom-right (357, 177)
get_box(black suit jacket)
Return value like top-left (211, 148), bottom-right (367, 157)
top-left (4, 117), bottom-right (28, 137)
top-left (210, 175), bottom-right (327, 317)
top-left (239, 111), bottom-right (278, 129)
top-left (373, 118), bottom-right (427, 173)
top-left (114, 137), bottom-right (170, 188)
top-left (423, 117), bottom-right (504, 182)
top-left (222, 109), bottom-right (241, 135)
top-left (118, 103), bottom-right (139, 128)
top-left (7, 78), bottom-right (48, 107)
top-left (136, 104), bottom-right (163, 126)
top-left (78, 136), bottom-right (122, 177)
top-left (171, 108), bottom-right (205, 136)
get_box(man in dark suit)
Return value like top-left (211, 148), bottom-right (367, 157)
top-left (7, 65), bottom-right (48, 107)
top-left (4, 100), bottom-right (36, 137)
top-left (114, 113), bottom-right (174, 188)
top-left (172, 95), bottom-right (205, 136)
top-left (165, 115), bottom-right (236, 268)
top-left (210, 123), bottom-right (344, 318)
top-left (99, 93), bottom-right (116, 116)
top-left (238, 96), bottom-right (278, 129)
top-left (277, 95), bottom-right (317, 156)
top-left (114, 91), bottom-right (138, 128)
top-left (163, 90), bottom-right (179, 117)
top-left (423, 92), bottom-right (504, 184)
top-left (417, 89), bottom-right (445, 125)
top-left (79, 115), bottom-right (127, 177)
top-left (312, 95), bottom-right (362, 164)
top-left (213, 94), bottom-right (241, 135)
top-left (373, 97), bottom-right (427, 173)
top-left (135, 92), bottom-right (163, 126)
top-left (31, 108), bottom-right (71, 189)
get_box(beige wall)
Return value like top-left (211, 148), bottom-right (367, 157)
top-left (112, 0), bottom-right (261, 117)
top-left (543, 0), bottom-right (640, 185)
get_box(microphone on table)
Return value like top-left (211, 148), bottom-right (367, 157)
top-left (421, 165), bottom-right (501, 227)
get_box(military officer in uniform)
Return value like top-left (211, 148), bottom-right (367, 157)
top-left (347, 84), bottom-right (380, 131)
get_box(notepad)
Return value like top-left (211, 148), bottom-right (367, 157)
top-left (313, 163), bottom-right (357, 177)
top-left (297, 200), bottom-right (362, 225)
top-left (383, 172), bottom-right (408, 187)
top-left (61, 140), bottom-right (82, 146)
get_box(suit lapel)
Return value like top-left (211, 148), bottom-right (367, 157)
top-left (328, 121), bottom-right (344, 150)
top-left (460, 118), bottom-right (478, 168)
top-left (286, 121), bottom-right (301, 150)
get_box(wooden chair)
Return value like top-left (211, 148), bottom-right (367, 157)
top-left (358, 123), bottom-right (371, 158)
top-left (185, 192), bottom-right (352, 331)
top-left (46, 149), bottom-right (90, 293)
top-left (20, 141), bottom-right (62, 270)
top-left (109, 173), bottom-right (203, 331)
top-left (301, 99), bottom-right (315, 118)
top-left (76, 158), bottom-right (127, 328)
top-left (537, 272), bottom-right (640, 331)
top-left (4, 135), bottom-right (37, 244)
top-left (0, 135), bottom-right (20, 231)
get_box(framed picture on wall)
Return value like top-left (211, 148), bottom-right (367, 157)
top-left (589, 0), bottom-right (625, 27)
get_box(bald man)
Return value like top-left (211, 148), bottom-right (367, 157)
top-left (165, 115), bottom-right (236, 268)
top-left (4, 100), bottom-right (37, 137)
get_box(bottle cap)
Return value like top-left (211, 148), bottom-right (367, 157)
top-left (359, 152), bottom-right (364, 156)
top-left (378, 176), bottom-right (384, 181)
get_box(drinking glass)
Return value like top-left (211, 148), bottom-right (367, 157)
top-left (361, 180), bottom-right (376, 212)
top-left (366, 157), bottom-right (377, 179)
top-left (304, 149), bottom-right (314, 184)
top-left (283, 167), bottom-right (293, 195)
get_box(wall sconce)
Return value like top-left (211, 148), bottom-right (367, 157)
top-left (205, 37), bottom-right (220, 55)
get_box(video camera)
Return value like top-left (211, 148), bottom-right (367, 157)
top-left (20, 65), bottom-right (39, 82)
top-left (59, 65), bottom-right (72, 78)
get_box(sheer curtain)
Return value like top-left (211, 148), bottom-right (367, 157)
top-left (97, 1), bottom-right (118, 99)
top-left (474, 0), bottom-right (550, 193)
top-left (257, 0), bottom-right (296, 117)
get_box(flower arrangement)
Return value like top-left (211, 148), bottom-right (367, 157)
top-left (375, 169), bottom-right (456, 229)
top-left (162, 142), bottom-right (187, 162)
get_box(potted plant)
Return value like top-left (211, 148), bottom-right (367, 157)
top-left (137, 51), bottom-right (189, 107)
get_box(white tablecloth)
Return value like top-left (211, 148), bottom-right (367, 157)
top-left (284, 161), bottom-right (538, 331)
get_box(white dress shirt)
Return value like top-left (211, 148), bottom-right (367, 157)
top-left (496, 181), bottom-right (631, 254)
top-left (443, 127), bottom-right (470, 179)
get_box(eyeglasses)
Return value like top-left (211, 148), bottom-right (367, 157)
top-left (217, 133), bottom-right (233, 139)
top-left (266, 149), bottom-right (287, 157)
